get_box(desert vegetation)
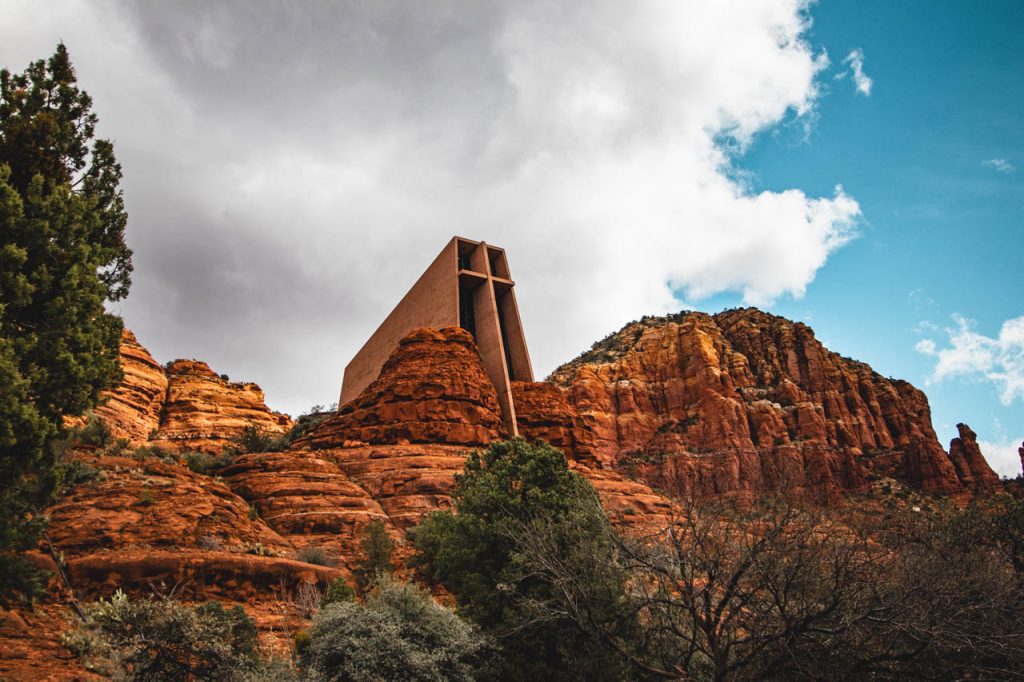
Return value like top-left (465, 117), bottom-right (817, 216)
top-left (59, 438), bottom-right (1024, 680)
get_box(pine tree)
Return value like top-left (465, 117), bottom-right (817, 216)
top-left (0, 44), bottom-right (131, 599)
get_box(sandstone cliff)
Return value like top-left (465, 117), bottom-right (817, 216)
top-left (149, 359), bottom-right (292, 453)
top-left (948, 423), bottom-right (1001, 493)
top-left (86, 329), bottom-right (168, 446)
top-left (295, 327), bottom-right (504, 448)
top-left (8, 312), bottom-right (1007, 680)
top-left (79, 330), bottom-right (293, 454)
top-left (546, 308), bottom-right (996, 499)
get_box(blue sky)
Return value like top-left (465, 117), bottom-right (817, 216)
top-left (699, 0), bottom-right (1024, 474)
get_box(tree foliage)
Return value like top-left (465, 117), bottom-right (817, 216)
top-left (66, 590), bottom-right (276, 681)
top-left (352, 519), bottom-right (396, 595)
top-left (410, 439), bottom-right (632, 680)
top-left (0, 44), bottom-right (131, 597)
top-left (299, 577), bottom-right (488, 682)
top-left (510, 495), bottom-right (1024, 680)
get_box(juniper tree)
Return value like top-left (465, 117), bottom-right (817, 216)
top-left (0, 44), bottom-right (131, 598)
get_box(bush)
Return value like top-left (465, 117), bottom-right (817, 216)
top-left (67, 415), bottom-right (111, 447)
top-left (130, 444), bottom-right (169, 460)
top-left (57, 459), bottom-right (100, 491)
top-left (232, 426), bottom-right (288, 454)
top-left (409, 439), bottom-right (624, 679)
top-left (184, 451), bottom-right (216, 475)
top-left (102, 437), bottom-right (130, 457)
top-left (67, 590), bottom-right (279, 681)
top-left (353, 519), bottom-right (395, 594)
top-left (323, 577), bottom-right (355, 605)
top-left (296, 546), bottom-right (336, 567)
top-left (299, 577), bottom-right (488, 682)
top-left (0, 554), bottom-right (50, 606)
top-left (285, 404), bottom-right (337, 445)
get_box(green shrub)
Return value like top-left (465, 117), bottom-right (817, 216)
top-left (67, 415), bottom-right (111, 447)
top-left (285, 404), bottom-right (337, 445)
top-left (66, 590), bottom-right (278, 681)
top-left (409, 439), bottom-right (624, 679)
top-left (323, 577), bottom-right (356, 605)
top-left (0, 554), bottom-right (50, 606)
top-left (57, 459), bottom-right (100, 491)
top-left (300, 577), bottom-right (488, 682)
top-left (296, 546), bottom-right (336, 567)
top-left (138, 490), bottom-right (155, 506)
top-left (353, 519), bottom-right (395, 594)
top-left (232, 426), bottom-right (288, 454)
top-left (131, 444), bottom-right (169, 460)
top-left (184, 451), bottom-right (213, 474)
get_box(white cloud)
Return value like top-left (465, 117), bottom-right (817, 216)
top-left (840, 48), bottom-right (873, 96)
top-left (1, 0), bottom-right (861, 415)
top-left (977, 438), bottom-right (1024, 479)
top-left (983, 158), bottom-right (1015, 173)
top-left (917, 314), bottom-right (1024, 405)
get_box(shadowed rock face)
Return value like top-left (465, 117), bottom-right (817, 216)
top-left (544, 309), bottom-right (996, 500)
top-left (295, 327), bottom-right (505, 449)
top-left (948, 423), bottom-right (1001, 493)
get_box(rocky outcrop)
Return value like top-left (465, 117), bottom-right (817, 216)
top-left (150, 360), bottom-right (291, 453)
top-left (84, 329), bottom-right (168, 445)
top-left (570, 461), bottom-right (675, 533)
top-left (948, 424), bottom-right (1001, 492)
top-left (512, 381), bottom-right (598, 464)
top-left (220, 451), bottom-right (396, 570)
top-left (296, 327), bottom-right (504, 449)
top-left (47, 453), bottom-right (292, 556)
top-left (0, 605), bottom-right (99, 681)
top-left (548, 309), bottom-right (995, 499)
top-left (318, 444), bottom-right (472, 527)
top-left (42, 451), bottom-right (343, 638)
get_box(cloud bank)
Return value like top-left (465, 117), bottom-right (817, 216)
top-left (917, 315), bottom-right (1024, 405)
top-left (1, 0), bottom-right (861, 415)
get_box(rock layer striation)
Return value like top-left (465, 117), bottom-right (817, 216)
top-left (547, 309), bottom-right (996, 499)
top-left (296, 327), bottom-right (504, 448)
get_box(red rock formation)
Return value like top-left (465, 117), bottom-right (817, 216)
top-left (512, 380), bottom-right (598, 464)
top-left (91, 329), bottom-right (168, 445)
top-left (150, 359), bottom-right (291, 453)
top-left (220, 451), bottom-right (397, 570)
top-left (0, 605), bottom-right (99, 681)
top-left (319, 444), bottom-right (472, 527)
top-left (41, 451), bottom-right (342, 641)
top-left (569, 461), bottom-right (675, 533)
top-left (296, 327), bottom-right (504, 449)
top-left (948, 424), bottom-right (1001, 492)
top-left (47, 453), bottom-right (293, 556)
top-left (548, 309), bottom-right (987, 499)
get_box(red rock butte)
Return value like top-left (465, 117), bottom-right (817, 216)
top-left (340, 237), bottom-right (533, 435)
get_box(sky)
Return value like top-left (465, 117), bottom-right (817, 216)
top-left (2, 1), bottom-right (1021, 476)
